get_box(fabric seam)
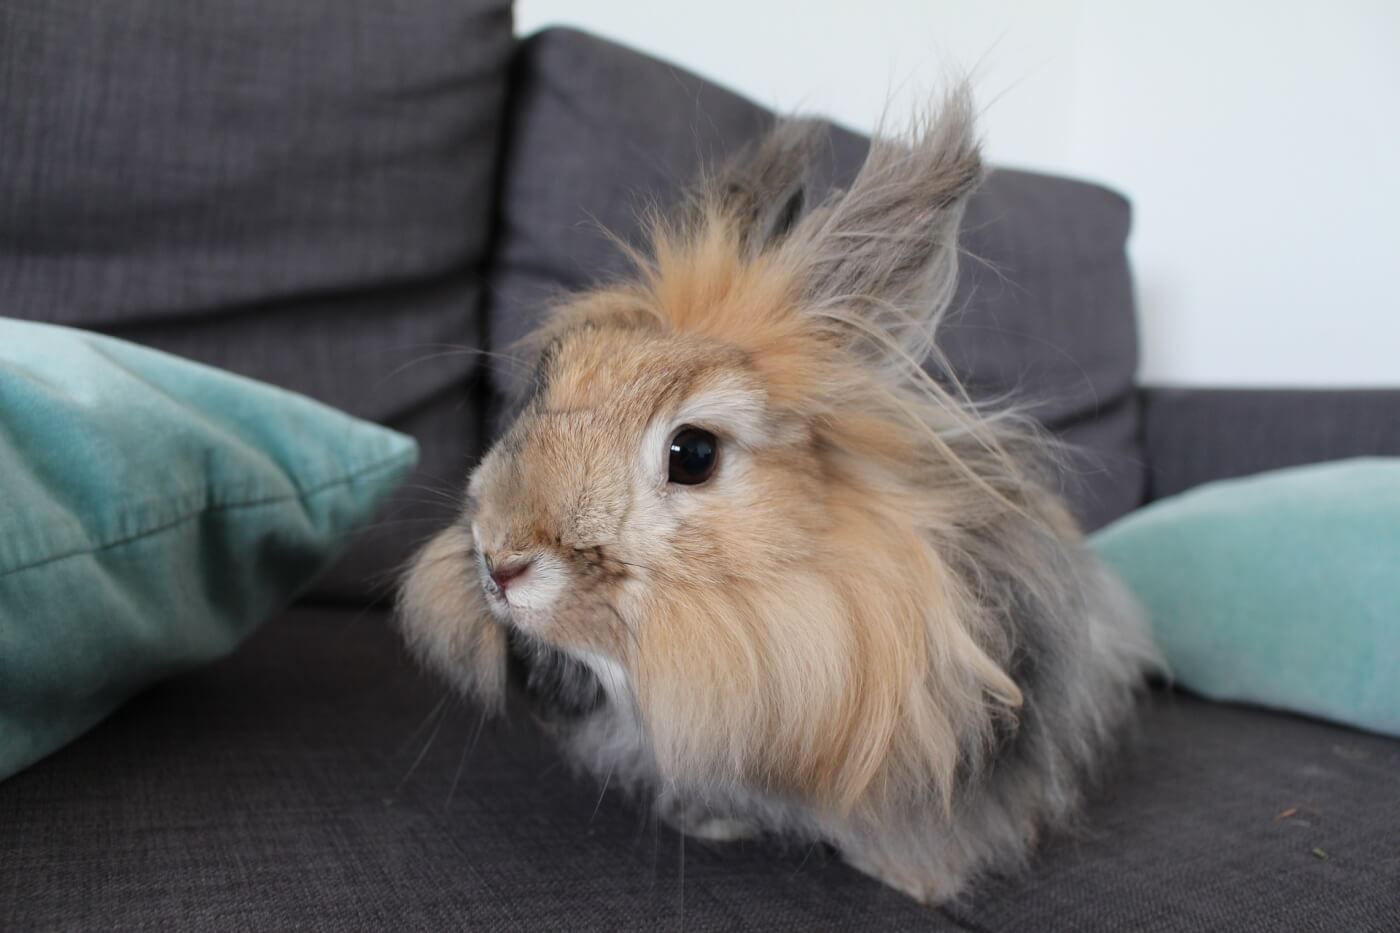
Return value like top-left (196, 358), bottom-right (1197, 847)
top-left (0, 452), bottom-right (412, 580)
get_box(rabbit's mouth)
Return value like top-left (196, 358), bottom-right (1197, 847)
top-left (504, 625), bottom-right (606, 724)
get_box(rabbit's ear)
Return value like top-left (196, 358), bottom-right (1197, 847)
top-left (706, 120), bottom-right (828, 256)
top-left (784, 88), bottom-right (983, 362)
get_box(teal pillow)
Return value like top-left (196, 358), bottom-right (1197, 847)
top-left (0, 319), bottom-right (417, 780)
top-left (1091, 458), bottom-right (1400, 737)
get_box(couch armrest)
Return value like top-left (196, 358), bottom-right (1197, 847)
top-left (1140, 388), bottom-right (1400, 500)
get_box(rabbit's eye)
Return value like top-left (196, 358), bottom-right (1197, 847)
top-left (668, 426), bottom-right (718, 486)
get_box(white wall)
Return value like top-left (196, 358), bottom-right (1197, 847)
top-left (517, 1), bottom-right (1400, 387)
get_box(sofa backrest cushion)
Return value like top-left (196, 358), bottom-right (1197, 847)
top-left (486, 28), bottom-right (1144, 530)
top-left (0, 0), bottom-right (514, 598)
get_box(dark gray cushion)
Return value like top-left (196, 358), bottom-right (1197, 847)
top-left (0, 0), bottom-right (514, 599)
top-left (1143, 388), bottom-right (1400, 501)
top-left (486, 28), bottom-right (1143, 529)
top-left (2, 607), bottom-right (1395, 931)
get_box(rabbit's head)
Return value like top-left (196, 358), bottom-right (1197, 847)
top-left (401, 93), bottom-right (1044, 817)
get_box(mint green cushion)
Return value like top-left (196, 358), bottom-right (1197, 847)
top-left (0, 319), bottom-right (417, 779)
top-left (1091, 459), bottom-right (1400, 737)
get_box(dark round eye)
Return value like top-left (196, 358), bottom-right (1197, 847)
top-left (668, 426), bottom-right (718, 486)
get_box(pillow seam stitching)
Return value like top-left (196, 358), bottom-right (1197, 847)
top-left (0, 452), bottom-right (413, 580)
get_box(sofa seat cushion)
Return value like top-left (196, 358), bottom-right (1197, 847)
top-left (2, 608), bottom-right (1395, 931)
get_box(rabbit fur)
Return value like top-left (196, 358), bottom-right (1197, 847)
top-left (398, 90), bottom-right (1157, 904)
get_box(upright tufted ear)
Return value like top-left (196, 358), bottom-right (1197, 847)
top-left (703, 119), bottom-right (830, 257)
top-left (780, 88), bottom-right (984, 364)
top-left (694, 90), bottom-right (983, 368)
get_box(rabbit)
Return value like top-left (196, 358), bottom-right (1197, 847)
top-left (398, 89), bottom-right (1158, 905)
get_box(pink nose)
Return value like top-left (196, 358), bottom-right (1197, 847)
top-left (488, 558), bottom-right (532, 593)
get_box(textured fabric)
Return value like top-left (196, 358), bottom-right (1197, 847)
top-left (946, 693), bottom-right (1400, 933)
top-left (1, 608), bottom-right (1395, 931)
top-left (0, 320), bottom-right (416, 781)
top-left (4, 14), bottom-right (1396, 930)
top-left (486, 28), bottom-right (1144, 530)
top-left (0, 0), bottom-right (513, 599)
top-left (1092, 459), bottom-right (1400, 737)
top-left (1142, 387), bottom-right (1400, 502)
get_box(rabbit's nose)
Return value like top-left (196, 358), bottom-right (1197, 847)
top-left (488, 557), bottom-right (533, 593)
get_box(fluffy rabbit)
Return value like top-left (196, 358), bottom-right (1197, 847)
top-left (399, 91), bottom-right (1157, 904)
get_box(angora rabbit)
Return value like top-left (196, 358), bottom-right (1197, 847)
top-left (399, 91), bottom-right (1156, 903)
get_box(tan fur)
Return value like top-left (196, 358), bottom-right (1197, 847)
top-left (407, 210), bottom-right (1030, 810)
top-left (398, 525), bottom-right (508, 709)
top-left (398, 93), bottom-right (1153, 903)
top-left (539, 216), bottom-right (1023, 812)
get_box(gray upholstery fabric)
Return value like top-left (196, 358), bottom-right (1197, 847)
top-left (2, 608), bottom-right (1396, 931)
top-left (954, 173), bottom-right (1143, 530)
top-left (1143, 387), bottom-right (1400, 501)
top-left (0, 0), bottom-right (514, 599)
top-left (487, 29), bottom-right (1143, 530)
top-left (5, 15), bottom-right (1397, 930)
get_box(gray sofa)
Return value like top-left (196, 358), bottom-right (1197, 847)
top-left (2, 4), bottom-right (1398, 930)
